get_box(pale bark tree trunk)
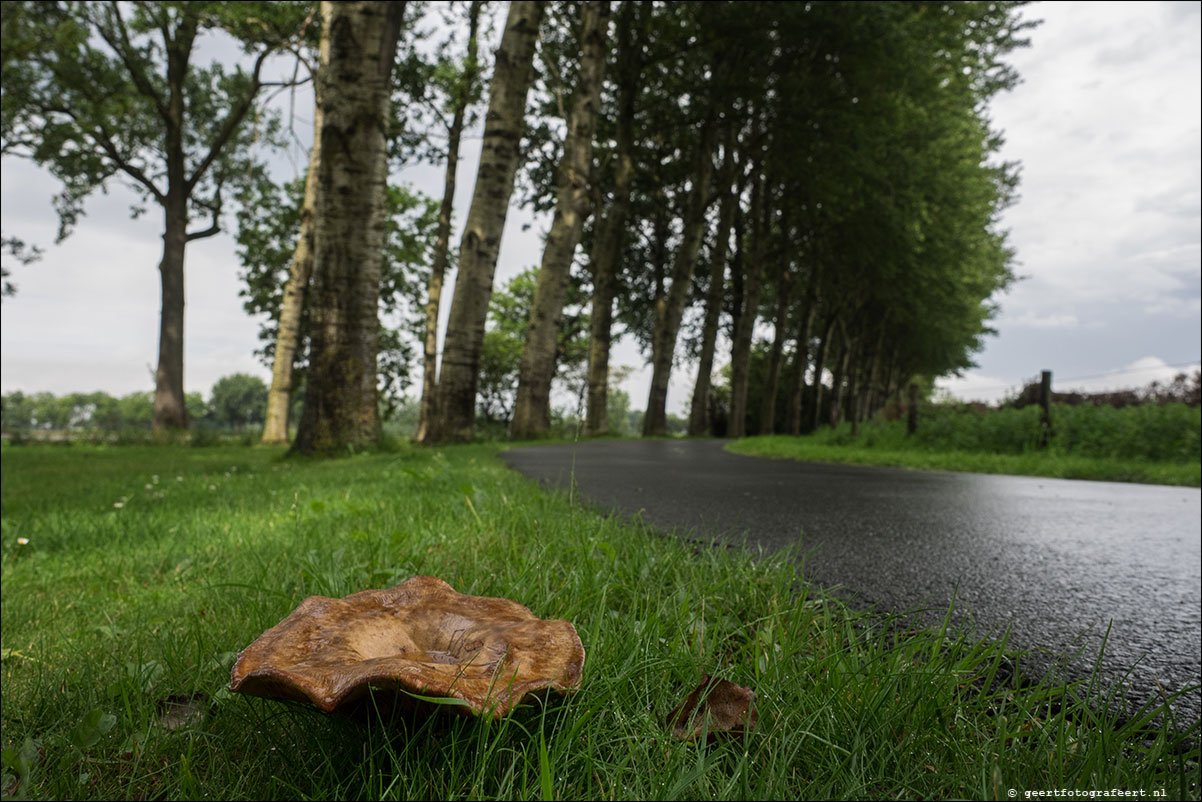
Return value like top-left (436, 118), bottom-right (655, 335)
top-left (861, 328), bottom-right (884, 421)
top-left (511, 0), bottom-right (609, 440)
top-left (414, 0), bottom-right (482, 444)
top-left (785, 278), bottom-right (816, 435)
top-left (428, 0), bottom-right (545, 444)
top-left (808, 311), bottom-right (837, 433)
top-left (585, 0), bottom-right (642, 436)
top-left (728, 174), bottom-right (767, 439)
top-left (261, 100), bottom-right (323, 445)
top-left (292, 0), bottom-right (404, 455)
top-left (882, 344), bottom-right (901, 413)
top-left (845, 340), bottom-right (862, 435)
top-left (758, 296), bottom-right (788, 435)
top-left (828, 332), bottom-right (850, 429)
top-left (686, 123), bottom-right (738, 437)
top-left (758, 212), bottom-right (792, 435)
top-left (643, 119), bottom-right (718, 437)
top-left (853, 350), bottom-right (875, 432)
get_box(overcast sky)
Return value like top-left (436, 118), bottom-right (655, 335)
top-left (1, 0), bottom-right (1199, 411)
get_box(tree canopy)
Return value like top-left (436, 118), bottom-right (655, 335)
top-left (1, 0), bottom-right (310, 430)
top-left (2, 1), bottom-right (1036, 447)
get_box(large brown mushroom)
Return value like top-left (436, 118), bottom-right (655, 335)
top-left (229, 576), bottom-right (585, 717)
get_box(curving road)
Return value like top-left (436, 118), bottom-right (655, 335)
top-left (502, 439), bottom-right (1202, 724)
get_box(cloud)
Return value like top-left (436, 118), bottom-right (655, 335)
top-left (1162, 0), bottom-right (1202, 25)
top-left (987, 1), bottom-right (1201, 320)
top-left (935, 371), bottom-right (1022, 405)
top-left (1134, 187), bottom-right (1202, 219)
top-left (1056, 355), bottom-right (1201, 394)
top-left (1003, 311), bottom-right (1080, 329)
top-left (1163, 266), bottom-right (1202, 301)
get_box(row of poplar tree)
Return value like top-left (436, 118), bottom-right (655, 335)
top-left (0, 1), bottom-right (1032, 454)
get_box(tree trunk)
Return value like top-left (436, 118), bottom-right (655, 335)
top-left (585, 0), bottom-right (642, 437)
top-left (686, 122), bottom-right (737, 437)
top-left (414, 0), bottom-right (482, 444)
top-left (861, 328), bottom-right (884, 421)
top-left (828, 337), bottom-right (849, 429)
top-left (758, 215), bottom-right (792, 435)
top-left (511, 1), bottom-right (609, 440)
top-left (856, 348), bottom-right (877, 427)
top-left (261, 101), bottom-right (323, 445)
top-left (785, 280), bottom-right (816, 435)
top-left (846, 341), bottom-right (862, 435)
top-left (758, 300), bottom-right (787, 436)
top-left (643, 118), bottom-right (717, 437)
top-left (153, 192), bottom-right (188, 431)
top-left (728, 175), bottom-right (767, 439)
top-left (152, 35), bottom-right (191, 433)
top-left (807, 312), bottom-right (837, 433)
top-left (429, 0), bottom-right (544, 444)
top-left (292, 0), bottom-right (404, 455)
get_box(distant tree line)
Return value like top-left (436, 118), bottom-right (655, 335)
top-left (1, 374), bottom-right (269, 435)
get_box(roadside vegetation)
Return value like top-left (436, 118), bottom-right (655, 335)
top-left (728, 401), bottom-right (1202, 487)
top-left (3, 443), bottom-right (1198, 800)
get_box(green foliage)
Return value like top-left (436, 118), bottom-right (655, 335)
top-left (808, 402), bottom-right (1202, 465)
top-left (478, 329), bottom-right (524, 425)
top-left (0, 0), bottom-right (307, 238)
top-left (1052, 402), bottom-right (1202, 463)
top-left (235, 173), bottom-right (440, 416)
top-left (0, 234), bottom-right (41, 299)
top-left (207, 374), bottom-right (268, 430)
top-left (732, 401), bottom-right (1202, 486)
top-left (477, 267), bottom-right (591, 426)
top-left (606, 388), bottom-right (632, 436)
top-left (2, 374), bottom-right (284, 437)
top-left (591, 1), bottom-right (1033, 389)
top-left (390, 0), bottom-right (490, 167)
top-left (1, 389), bottom-right (157, 435)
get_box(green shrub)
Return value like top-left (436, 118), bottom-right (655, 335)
top-left (798, 402), bottom-right (1199, 464)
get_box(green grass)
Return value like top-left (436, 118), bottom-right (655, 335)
top-left (2, 443), bottom-right (1198, 800)
top-left (728, 404), bottom-right (1202, 486)
top-left (727, 436), bottom-right (1201, 486)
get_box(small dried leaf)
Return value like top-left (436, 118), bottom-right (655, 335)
top-left (667, 675), bottom-right (757, 742)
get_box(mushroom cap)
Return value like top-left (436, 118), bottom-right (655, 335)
top-left (229, 576), bottom-right (585, 717)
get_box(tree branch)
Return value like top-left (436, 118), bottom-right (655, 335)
top-left (186, 191), bottom-right (222, 241)
top-left (95, 1), bottom-right (170, 121)
top-left (42, 103), bottom-right (166, 205)
top-left (185, 46), bottom-right (272, 194)
top-left (186, 220), bottom-right (221, 241)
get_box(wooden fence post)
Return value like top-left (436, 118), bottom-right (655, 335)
top-left (907, 381), bottom-right (918, 436)
top-left (1038, 369), bottom-right (1053, 448)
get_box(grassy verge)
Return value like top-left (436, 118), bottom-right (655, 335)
top-left (727, 435), bottom-right (1202, 486)
top-left (2, 443), bottom-right (1197, 800)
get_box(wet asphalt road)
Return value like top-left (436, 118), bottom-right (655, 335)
top-left (501, 439), bottom-right (1202, 724)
